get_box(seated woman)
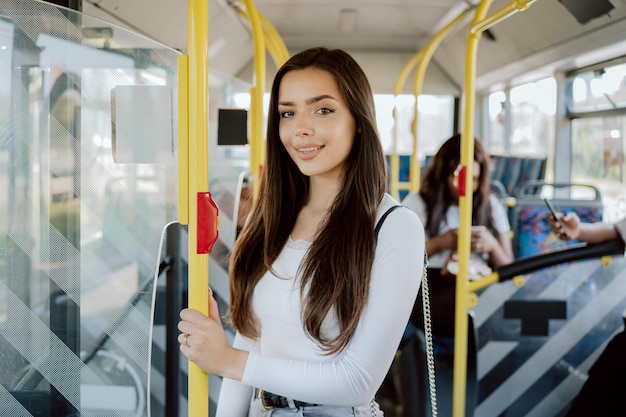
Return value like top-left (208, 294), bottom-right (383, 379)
top-left (403, 133), bottom-right (513, 336)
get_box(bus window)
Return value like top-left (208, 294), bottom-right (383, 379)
top-left (487, 90), bottom-right (507, 155)
top-left (568, 61), bottom-right (626, 222)
top-left (568, 62), bottom-right (626, 113)
top-left (509, 78), bottom-right (556, 160)
top-left (572, 115), bottom-right (626, 222)
top-left (374, 93), bottom-right (454, 158)
top-left (486, 78), bottom-right (557, 182)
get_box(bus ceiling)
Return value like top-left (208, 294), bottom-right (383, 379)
top-left (79, 0), bottom-right (626, 95)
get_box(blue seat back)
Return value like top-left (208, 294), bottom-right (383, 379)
top-left (512, 181), bottom-right (603, 258)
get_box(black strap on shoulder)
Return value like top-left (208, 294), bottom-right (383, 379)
top-left (375, 205), bottom-right (403, 240)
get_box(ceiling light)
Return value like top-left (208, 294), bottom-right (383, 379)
top-left (339, 9), bottom-right (357, 33)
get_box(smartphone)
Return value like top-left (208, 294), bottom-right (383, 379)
top-left (543, 198), bottom-right (564, 229)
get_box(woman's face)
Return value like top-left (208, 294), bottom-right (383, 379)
top-left (277, 67), bottom-right (356, 181)
top-left (448, 161), bottom-right (481, 200)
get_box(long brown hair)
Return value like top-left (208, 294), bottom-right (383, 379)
top-left (419, 133), bottom-right (496, 236)
top-left (228, 47), bottom-right (387, 355)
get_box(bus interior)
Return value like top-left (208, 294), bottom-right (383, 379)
top-left (1, 0), bottom-right (626, 416)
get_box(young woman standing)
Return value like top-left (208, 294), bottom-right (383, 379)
top-left (178, 47), bottom-right (426, 416)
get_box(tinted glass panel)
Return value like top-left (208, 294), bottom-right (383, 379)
top-left (0, 2), bottom-right (179, 415)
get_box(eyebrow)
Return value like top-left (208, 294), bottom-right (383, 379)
top-left (278, 94), bottom-right (338, 107)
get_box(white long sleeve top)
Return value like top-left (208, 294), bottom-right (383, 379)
top-left (216, 194), bottom-right (425, 416)
top-left (402, 192), bottom-right (510, 269)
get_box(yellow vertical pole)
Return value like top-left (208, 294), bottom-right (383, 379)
top-left (235, 6), bottom-right (289, 69)
top-left (409, 10), bottom-right (469, 194)
top-left (390, 51), bottom-right (423, 200)
top-left (244, 0), bottom-right (266, 200)
top-left (389, 9), bottom-right (467, 201)
top-left (259, 12), bottom-right (289, 66)
top-left (455, 1), bottom-right (493, 416)
top-left (186, 0), bottom-right (210, 415)
top-left (455, 1), bottom-right (539, 416)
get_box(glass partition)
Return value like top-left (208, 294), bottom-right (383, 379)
top-left (0, 1), bottom-right (180, 416)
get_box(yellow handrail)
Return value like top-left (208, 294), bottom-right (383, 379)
top-left (454, 3), bottom-right (492, 415)
top-left (454, 1), bottom-right (539, 416)
top-left (471, 0), bottom-right (537, 35)
top-left (389, 51), bottom-right (423, 200)
top-left (259, 11), bottom-right (289, 66)
top-left (185, 0), bottom-right (210, 415)
top-left (409, 9), bottom-right (469, 194)
top-left (244, 0), bottom-right (266, 200)
top-left (235, 5), bottom-right (289, 68)
top-left (388, 9), bottom-right (468, 200)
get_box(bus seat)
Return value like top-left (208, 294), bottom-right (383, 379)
top-left (490, 156), bottom-right (547, 196)
top-left (512, 157), bottom-right (547, 195)
top-left (491, 179), bottom-right (516, 227)
top-left (511, 181), bottom-right (603, 258)
top-left (501, 157), bottom-right (524, 195)
top-left (490, 179), bottom-right (508, 204)
top-left (490, 155), bottom-right (506, 184)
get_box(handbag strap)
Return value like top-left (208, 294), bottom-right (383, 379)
top-left (373, 204), bottom-right (437, 417)
top-left (421, 256), bottom-right (437, 416)
top-left (374, 205), bottom-right (403, 239)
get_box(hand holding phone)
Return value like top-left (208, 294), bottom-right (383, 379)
top-left (543, 198), bottom-right (568, 238)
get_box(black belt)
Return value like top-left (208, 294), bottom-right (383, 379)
top-left (255, 388), bottom-right (319, 410)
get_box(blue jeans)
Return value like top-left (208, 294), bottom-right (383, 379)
top-left (248, 397), bottom-right (383, 416)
